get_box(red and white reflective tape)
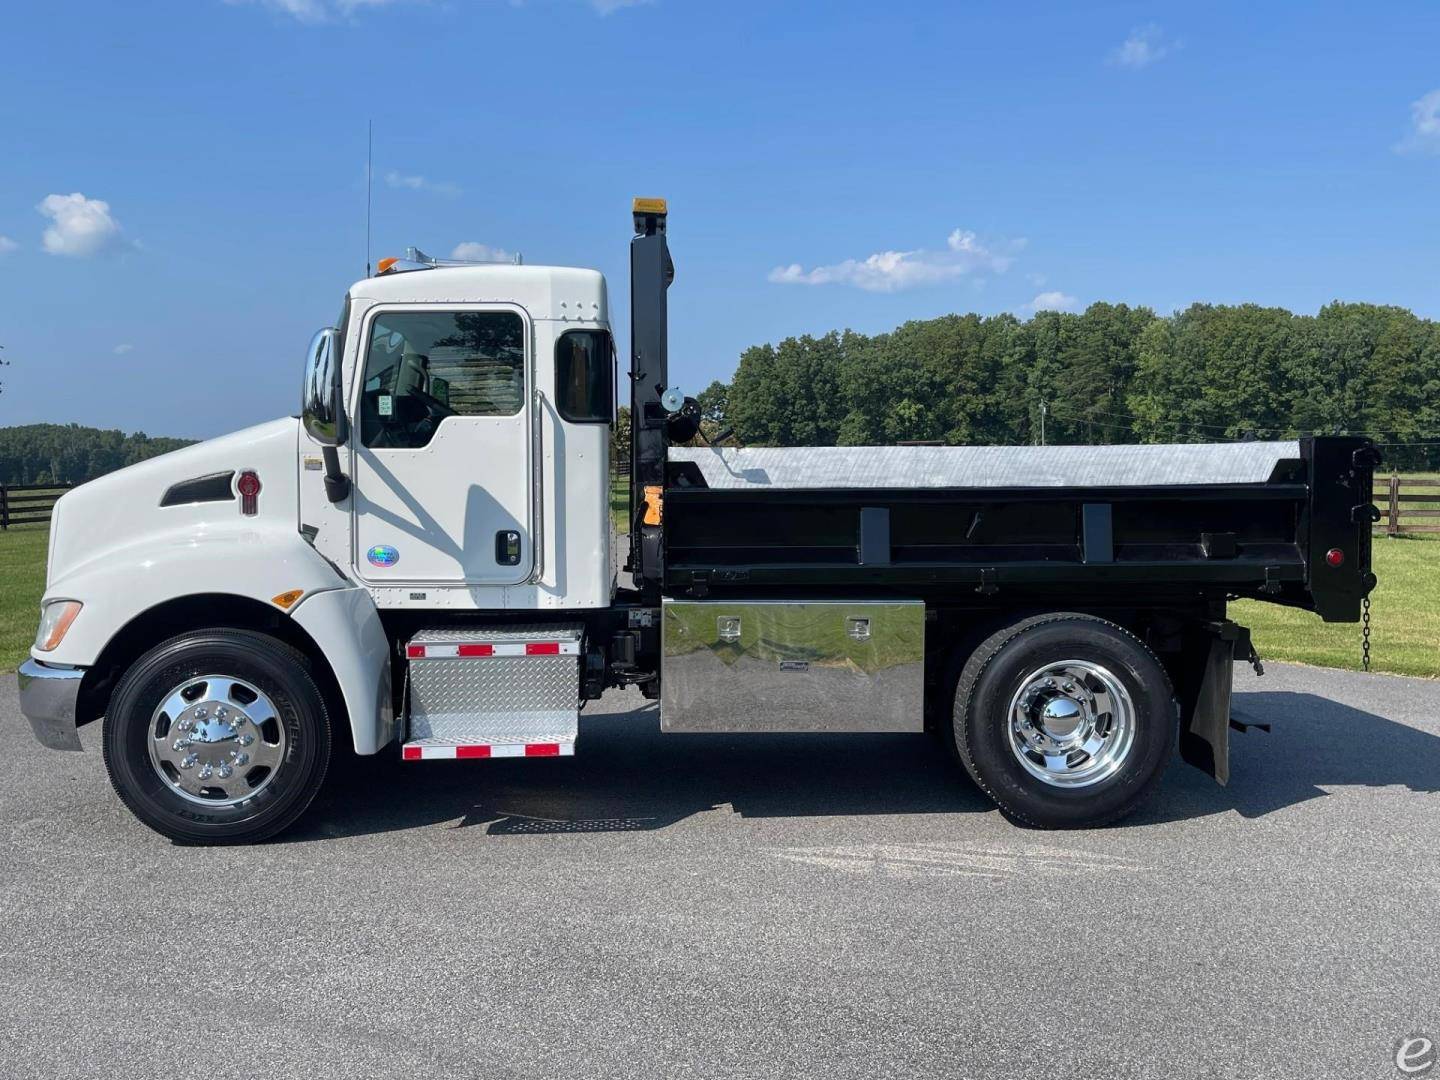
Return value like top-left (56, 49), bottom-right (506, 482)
top-left (401, 742), bottom-right (574, 761)
top-left (405, 640), bottom-right (578, 660)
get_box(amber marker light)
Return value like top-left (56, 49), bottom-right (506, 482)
top-left (35, 600), bottom-right (82, 652)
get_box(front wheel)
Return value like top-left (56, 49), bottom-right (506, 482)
top-left (952, 613), bottom-right (1176, 829)
top-left (102, 629), bottom-right (332, 844)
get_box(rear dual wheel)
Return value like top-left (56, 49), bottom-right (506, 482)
top-left (951, 614), bottom-right (1177, 828)
top-left (102, 629), bottom-right (332, 844)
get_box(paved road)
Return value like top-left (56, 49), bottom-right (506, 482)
top-left (2, 663), bottom-right (1438, 1080)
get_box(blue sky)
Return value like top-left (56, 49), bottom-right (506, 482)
top-left (3, 0), bottom-right (1440, 439)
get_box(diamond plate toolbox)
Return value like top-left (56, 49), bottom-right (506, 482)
top-left (406, 625), bottom-right (583, 745)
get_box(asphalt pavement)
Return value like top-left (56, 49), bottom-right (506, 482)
top-left (2, 662), bottom-right (1438, 1080)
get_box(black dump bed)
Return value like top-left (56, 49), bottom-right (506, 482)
top-left (660, 436), bottom-right (1378, 622)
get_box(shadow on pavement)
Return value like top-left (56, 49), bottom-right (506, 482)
top-left (286, 691), bottom-right (1440, 842)
top-left (291, 705), bottom-right (990, 842)
top-left (1133, 691), bottom-right (1440, 825)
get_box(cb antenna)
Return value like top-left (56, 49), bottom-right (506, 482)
top-left (365, 119), bottom-right (373, 277)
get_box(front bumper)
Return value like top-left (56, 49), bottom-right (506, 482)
top-left (17, 658), bottom-right (86, 751)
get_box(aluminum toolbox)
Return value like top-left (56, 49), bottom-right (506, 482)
top-left (660, 599), bottom-right (924, 733)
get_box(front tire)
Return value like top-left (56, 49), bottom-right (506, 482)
top-left (102, 629), bottom-right (332, 844)
top-left (952, 613), bottom-right (1176, 829)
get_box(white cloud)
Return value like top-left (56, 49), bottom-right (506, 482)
top-left (230, 0), bottom-right (647, 20)
top-left (37, 193), bottom-right (126, 257)
top-left (113, 344), bottom-right (134, 355)
top-left (1395, 89), bottom-right (1440, 154)
top-left (1025, 291), bottom-right (1078, 313)
top-left (451, 242), bottom-right (515, 263)
top-left (768, 228), bottom-right (1020, 293)
top-left (1108, 25), bottom-right (1175, 69)
top-left (0, 236), bottom-right (17, 256)
top-left (385, 170), bottom-right (460, 196)
top-left (226, 0), bottom-right (326, 20)
top-left (228, 0), bottom-right (411, 20)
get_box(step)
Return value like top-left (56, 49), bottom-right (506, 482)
top-left (402, 624), bottom-right (584, 757)
top-left (401, 738), bottom-right (575, 761)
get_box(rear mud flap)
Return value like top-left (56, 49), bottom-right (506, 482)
top-left (1179, 635), bottom-right (1236, 786)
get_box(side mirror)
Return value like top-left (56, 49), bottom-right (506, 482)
top-left (301, 328), bottom-right (348, 446)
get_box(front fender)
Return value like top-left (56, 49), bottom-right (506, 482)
top-left (38, 524), bottom-right (395, 756)
top-left (290, 586), bottom-right (394, 754)
top-left (38, 524), bottom-right (349, 668)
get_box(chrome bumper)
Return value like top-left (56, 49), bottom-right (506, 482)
top-left (17, 658), bottom-right (85, 751)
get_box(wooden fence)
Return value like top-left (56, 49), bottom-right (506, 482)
top-left (1381, 474), bottom-right (1440, 536)
top-left (2, 473), bottom-right (1435, 533)
top-left (0, 484), bottom-right (73, 529)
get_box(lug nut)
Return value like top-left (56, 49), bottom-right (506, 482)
top-left (180, 753), bottom-right (198, 770)
top-left (172, 739), bottom-right (190, 752)
top-left (178, 718), bottom-right (193, 732)
top-left (232, 715), bottom-right (247, 727)
top-left (217, 764), bottom-right (233, 779)
top-left (239, 734), bottom-right (254, 747)
top-left (234, 752), bottom-right (249, 766)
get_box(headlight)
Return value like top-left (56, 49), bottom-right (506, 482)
top-left (35, 600), bottom-right (82, 652)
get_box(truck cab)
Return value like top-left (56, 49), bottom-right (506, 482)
top-left (301, 261), bottom-right (615, 610)
top-left (17, 201), bottom-right (1380, 844)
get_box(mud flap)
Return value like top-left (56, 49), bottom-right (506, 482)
top-left (1178, 631), bottom-right (1237, 786)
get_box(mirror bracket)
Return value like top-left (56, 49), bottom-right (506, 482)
top-left (321, 446), bottom-right (350, 503)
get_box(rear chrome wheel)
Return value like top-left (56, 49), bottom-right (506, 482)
top-left (952, 614), bottom-right (1175, 829)
top-left (1007, 660), bottom-right (1136, 788)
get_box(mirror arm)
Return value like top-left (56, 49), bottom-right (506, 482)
top-left (325, 332), bottom-right (350, 502)
top-left (321, 445), bottom-right (350, 503)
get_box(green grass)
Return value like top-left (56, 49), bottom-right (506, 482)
top-left (5, 482), bottom-right (1434, 677)
top-left (1232, 472), bottom-right (1440, 678)
top-left (0, 526), bottom-right (48, 673)
top-left (1233, 534), bottom-right (1439, 678)
top-left (611, 474), bottom-right (629, 534)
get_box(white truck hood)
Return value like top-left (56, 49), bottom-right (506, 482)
top-left (47, 417), bottom-right (301, 588)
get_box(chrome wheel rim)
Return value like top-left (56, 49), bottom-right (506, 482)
top-left (146, 675), bottom-right (286, 806)
top-left (1007, 660), bottom-right (1136, 788)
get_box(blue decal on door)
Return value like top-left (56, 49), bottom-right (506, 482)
top-left (367, 545), bottom-right (400, 568)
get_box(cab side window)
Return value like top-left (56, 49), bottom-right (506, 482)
top-left (555, 330), bottom-right (614, 424)
top-left (360, 311), bottom-right (525, 449)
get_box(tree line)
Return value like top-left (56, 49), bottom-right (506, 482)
top-left (689, 301), bottom-right (1440, 469)
top-left (7, 298), bottom-right (1437, 489)
top-left (0, 424), bottom-right (196, 486)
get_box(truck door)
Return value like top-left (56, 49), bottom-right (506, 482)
top-left (350, 305), bottom-right (533, 586)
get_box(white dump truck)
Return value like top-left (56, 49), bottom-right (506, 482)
top-left (17, 200), bottom-right (1380, 843)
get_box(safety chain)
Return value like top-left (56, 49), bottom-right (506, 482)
top-left (1361, 595), bottom-right (1372, 673)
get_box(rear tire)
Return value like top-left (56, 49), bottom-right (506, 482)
top-left (102, 629), bottom-right (331, 844)
top-left (952, 613), bottom-right (1176, 829)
